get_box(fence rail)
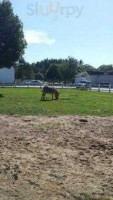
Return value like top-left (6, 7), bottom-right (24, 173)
top-left (0, 83), bottom-right (113, 93)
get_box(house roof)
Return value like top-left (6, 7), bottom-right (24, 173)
top-left (88, 71), bottom-right (113, 75)
top-left (88, 71), bottom-right (104, 75)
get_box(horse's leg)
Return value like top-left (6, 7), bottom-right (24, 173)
top-left (43, 92), bottom-right (46, 100)
top-left (55, 92), bottom-right (57, 100)
top-left (42, 92), bottom-right (45, 101)
top-left (42, 92), bottom-right (44, 100)
top-left (41, 93), bottom-right (43, 101)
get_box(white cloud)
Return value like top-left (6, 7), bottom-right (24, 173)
top-left (24, 30), bottom-right (56, 45)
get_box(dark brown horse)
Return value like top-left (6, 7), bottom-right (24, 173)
top-left (41, 86), bottom-right (59, 101)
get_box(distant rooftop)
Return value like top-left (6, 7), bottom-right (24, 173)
top-left (88, 71), bottom-right (113, 75)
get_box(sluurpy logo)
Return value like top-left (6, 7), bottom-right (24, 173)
top-left (27, 1), bottom-right (84, 21)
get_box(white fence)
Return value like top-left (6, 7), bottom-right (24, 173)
top-left (0, 83), bottom-right (113, 93)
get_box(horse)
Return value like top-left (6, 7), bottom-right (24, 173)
top-left (41, 86), bottom-right (59, 101)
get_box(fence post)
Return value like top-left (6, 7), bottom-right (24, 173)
top-left (28, 83), bottom-right (29, 88)
top-left (89, 84), bottom-right (92, 91)
top-left (98, 84), bottom-right (100, 92)
top-left (109, 84), bottom-right (111, 93)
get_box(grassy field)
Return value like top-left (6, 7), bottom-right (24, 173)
top-left (0, 88), bottom-right (113, 116)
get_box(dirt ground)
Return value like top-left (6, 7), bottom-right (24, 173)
top-left (0, 115), bottom-right (113, 200)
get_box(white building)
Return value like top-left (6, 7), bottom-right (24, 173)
top-left (0, 67), bottom-right (15, 83)
top-left (75, 71), bottom-right (113, 86)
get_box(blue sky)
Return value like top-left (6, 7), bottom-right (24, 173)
top-left (10, 0), bottom-right (113, 68)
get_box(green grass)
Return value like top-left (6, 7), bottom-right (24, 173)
top-left (0, 88), bottom-right (113, 116)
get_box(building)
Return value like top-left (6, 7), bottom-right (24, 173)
top-left (0, 67), bottom-right (15, 83)
top-left (75, 71), bottom-right (113, 86)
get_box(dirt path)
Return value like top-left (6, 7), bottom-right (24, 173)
top-left (0, 115), bottom-right (113, 200)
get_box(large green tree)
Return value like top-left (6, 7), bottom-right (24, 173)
top-left (15, 58), bottom-right (35, 81)
top-left (35, 72), bottom-right (44, 80)
top-left (78, 64), bottom-right (95, 73)
top-left (98, 65), bottom-right (113, 72)
top-left (46, 64), bottom-right (60, 82)
top-left (0, 0), bottom-right (27, 68)
top-left (58, 57), bottom-right (78, 83)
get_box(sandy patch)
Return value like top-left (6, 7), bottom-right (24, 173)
top-left (0, 115), bottom-right (113, 200)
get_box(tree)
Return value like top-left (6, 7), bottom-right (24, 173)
top-left (58, 62), bottom-right (72, 83)
top-left (15, 57), bottom-right (25, 80)
top-left (98, 65), bottom-right (113, 72)
top-left (35, 73), bottom-right (44, 80)
top-left (58, 57), bottom-right (78, 83)
top-left (46, 64), bottom-right (60, 82)
top-left (0, 0), bottom-right (27, 68)
top-left (78, 64), bottom-right (95, 73)
top-left (15, 58), bottom-right (35, 80)
top-left (79, 59), bottom-right (84, 67)
top-left (35, 58), bottom-right (63, 79)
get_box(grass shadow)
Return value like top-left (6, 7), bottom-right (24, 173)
top-left (40, 99), bottom-right (54, 102)
top-left (60, 98), bottom-right (70, 101)
top-left (0, 94), bottom-right (4, 98)
top-left (41, 97), bottom-right (70, 101)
